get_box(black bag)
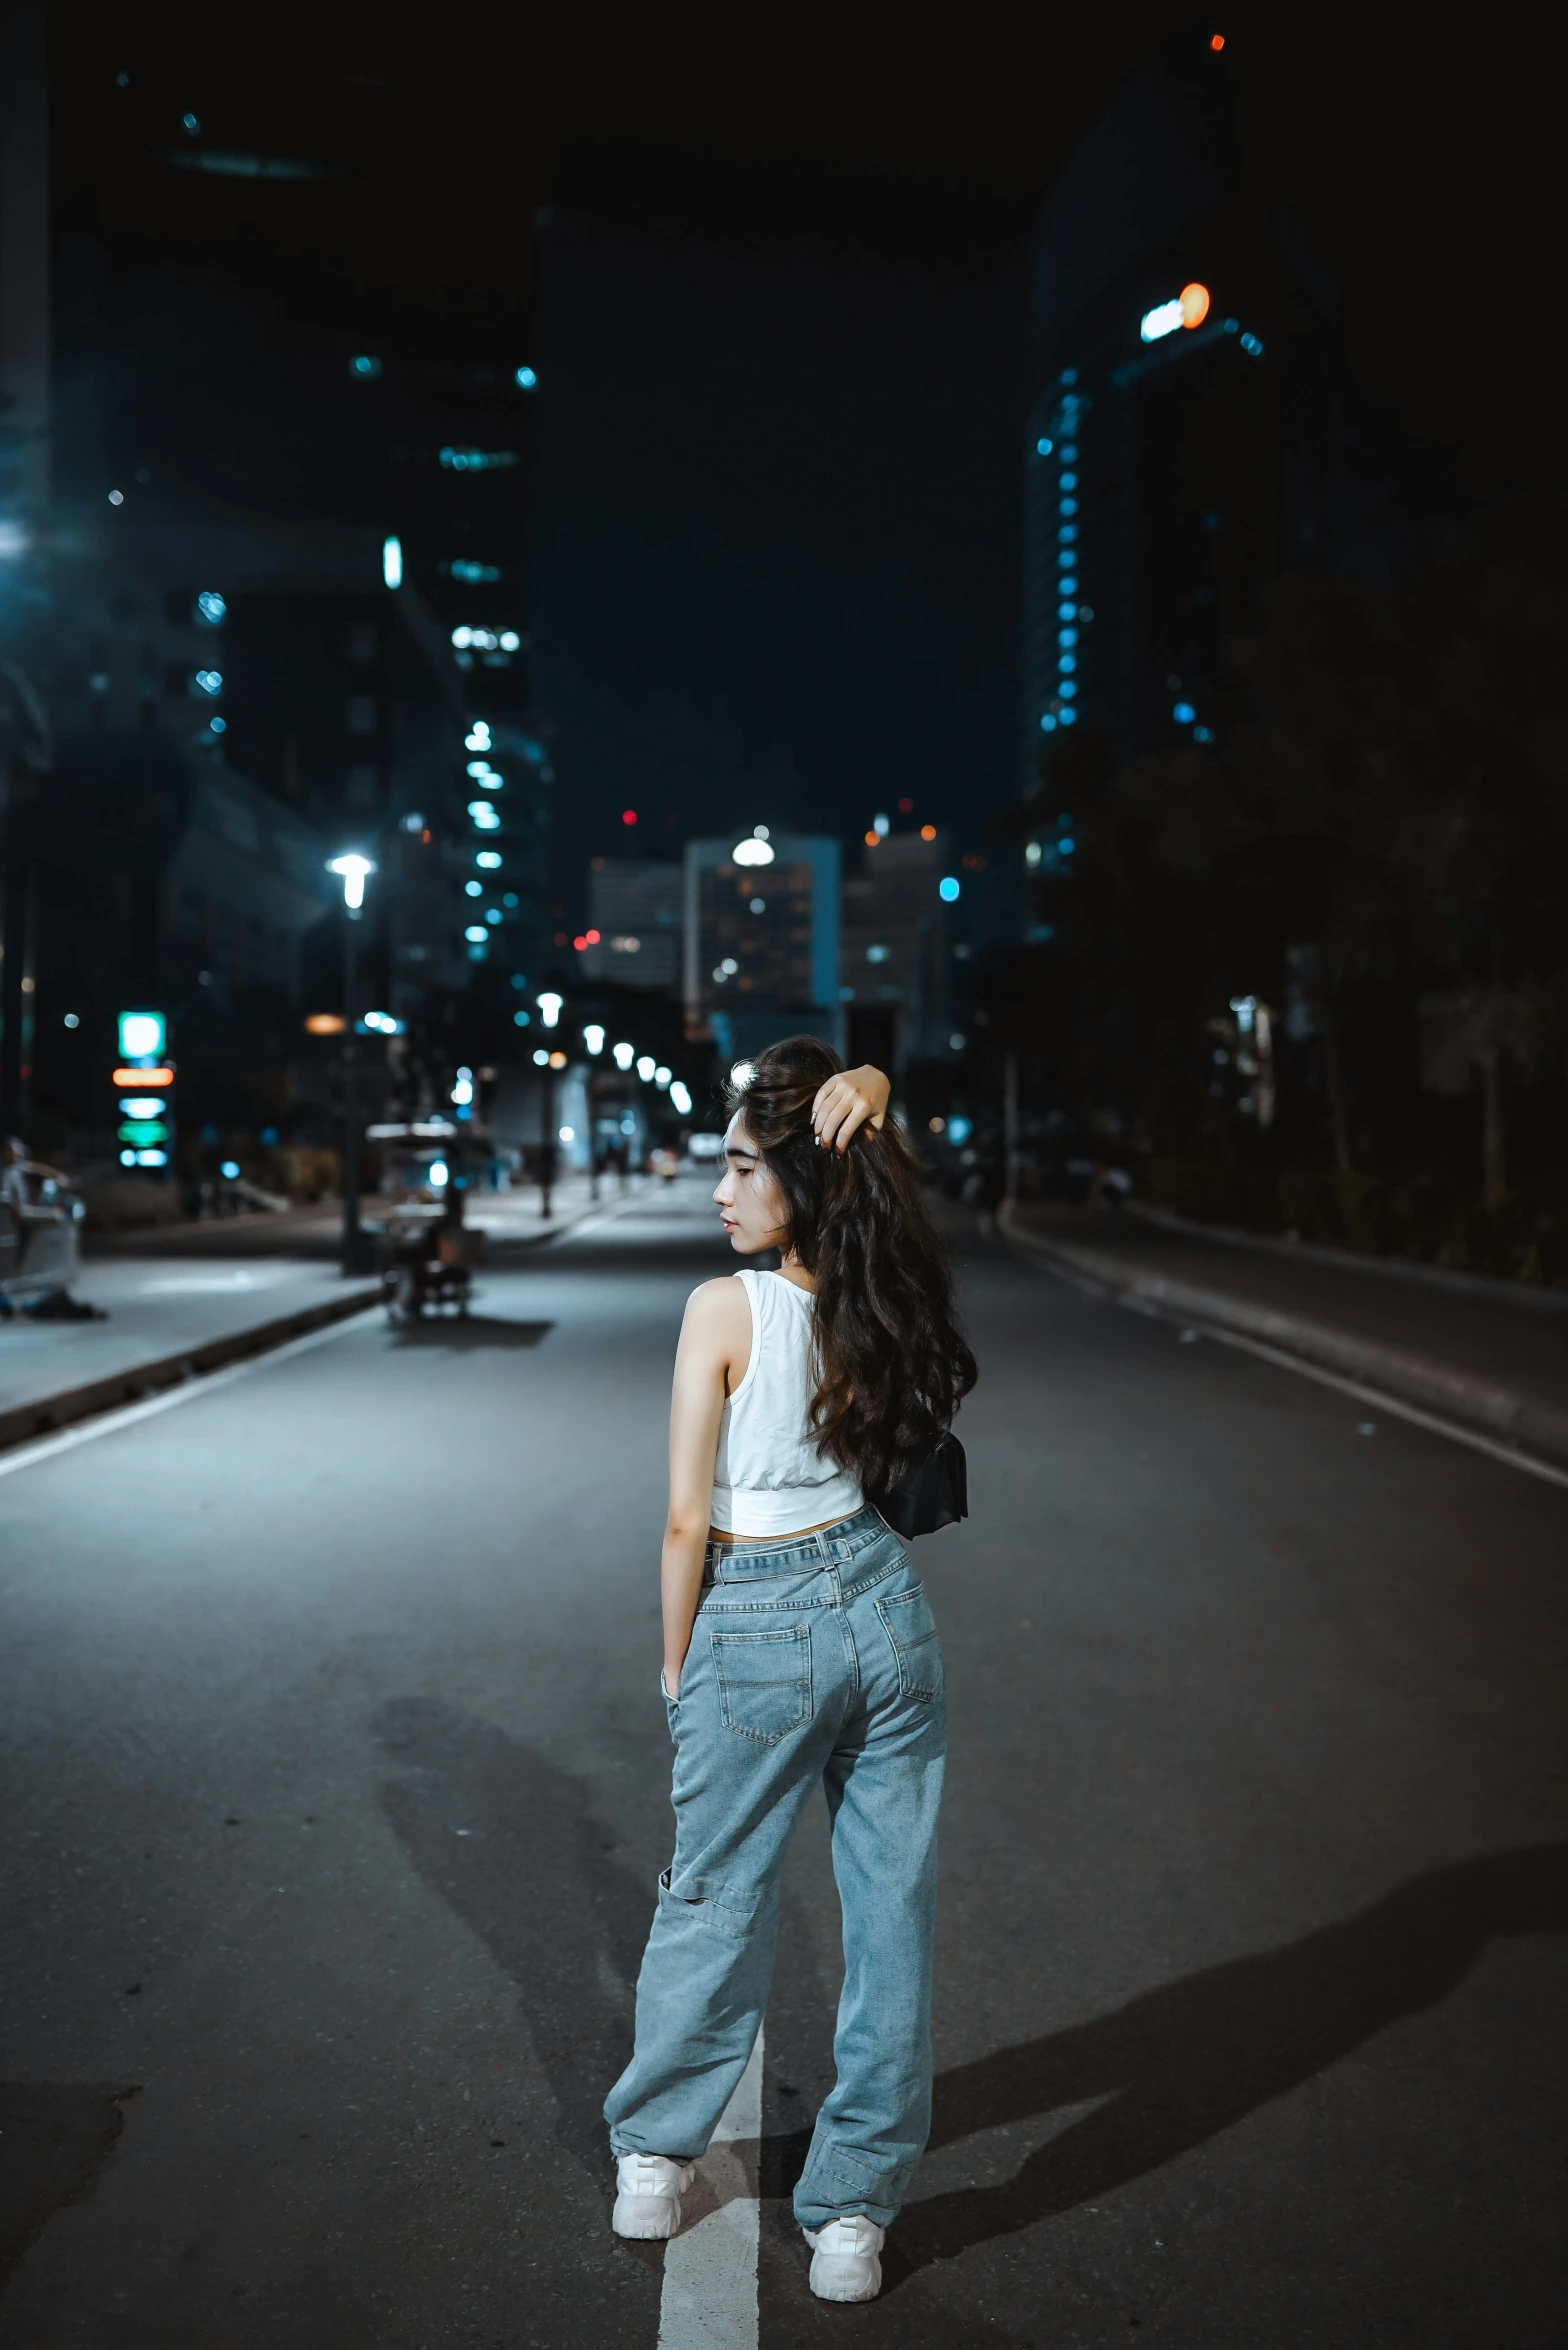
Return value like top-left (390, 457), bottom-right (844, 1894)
top-left (878, 1431), bottom-right (968, 1540)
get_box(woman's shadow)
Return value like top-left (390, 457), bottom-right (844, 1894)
top-left (892, 1840), bottom-right (1568, 2277)
top-left (372, 1700), bottom-right (1567, 2281)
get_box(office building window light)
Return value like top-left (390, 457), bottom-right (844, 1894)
top-left (439, 446), bottom-right (520, 471)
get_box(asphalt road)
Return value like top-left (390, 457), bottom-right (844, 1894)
top-left (2, 1176), bottom-right (1564, 2349)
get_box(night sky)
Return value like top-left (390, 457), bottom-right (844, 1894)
top-left (529, 19), bottom-right (1555, 919)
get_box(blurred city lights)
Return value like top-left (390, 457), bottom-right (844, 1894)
top-left (1180, 282), bottom-right (1211, 327)
top-left (516, 366), bottom-right (538, 389)
top-left (382, 535), bottom-right (403, 588)
top-left (196, 590), bottom-right (226, 624)
top-left (920, 824), bottom-right (937, 841)
top-left (622, 808), bottom-right (638, 826)
top-left (464, 924), bottom-right (487, 943)
top-left (537, 992), bottom-right (563, 1028)
top-left (669, 1081), bottom-right (693, 1115)
top-left (533, 1048), bottom-right (550, 1066)
top-left (733, 835), bottom-right (774, 867)
top-left (476, 850), bottom-right (502, 868)
top-left (549, 1051), bottom-right (567, 1070)
top-left (118, 1011), bottom-right (165, 1059)
top-left (636, 1055), bottom-right (656, 1082)
top-left (873, 814), bottom-right (890, 837)
top-left (465, 722), bottom-right (492, 750)
top-left (655, 1067), bottom-right (671, 1088)
top-left (612, 1041), bottom-right (634, 1070)
top-left (584, 1025), bottom-right (605, 1054)
top-left (558, 1125), bottom-right (575, 1143)
top-left (939, 876), bottom-right (961, 903)
top-left (429, 1160), bottom-right (449, 1187)
top-left (350, 355), bottom-right (382, 379)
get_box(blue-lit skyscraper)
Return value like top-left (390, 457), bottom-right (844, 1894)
top-left (1023, 32), bottom-right (1347, 777)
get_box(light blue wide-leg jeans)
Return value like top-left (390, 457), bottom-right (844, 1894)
top-left (604, 1507), bottom-right (946, 2232)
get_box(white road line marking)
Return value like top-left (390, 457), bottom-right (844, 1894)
top-left (1031, 1249), bottom-right (1568, 1494)
top-left (0, 1308), bottom-right (376, 1481)
top-left (658, 2026), bottom-right (763, 2350)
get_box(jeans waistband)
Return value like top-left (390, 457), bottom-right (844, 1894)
top-left (703, 1504), bottom-right (892, 1581)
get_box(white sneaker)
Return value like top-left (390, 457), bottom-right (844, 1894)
top-left (612, 2152), bottom-right (696, 2240)
top-left (803, 2214), bottom-right (885, 2301)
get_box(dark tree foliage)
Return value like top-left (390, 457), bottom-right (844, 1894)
top-left (996, 551), bottom-right (1568, 1179)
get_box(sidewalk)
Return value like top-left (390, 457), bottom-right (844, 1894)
top-left (88, 1171), bottom-right (618, 1260)
top-left (1001, 1199), bottom-right (1568, 1478)
top-left (2, 1175), bottom-right (631, 1451)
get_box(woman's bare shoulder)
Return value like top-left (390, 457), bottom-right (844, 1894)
top-left (684, 1274), bottom-right (750, 1325)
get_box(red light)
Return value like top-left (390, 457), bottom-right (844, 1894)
top-left (553, 931), bottom-right (567, 945)
top-left (585, 928), bottom-right (601, 945)
top-left (1210, 31), bottom-right (1224, 48)
top-left (621, 808), bottom-right (638, 826)
top-left (898, 797), bottom-right (913, 813)
top-left (573, 935), bottom-right (587, 951)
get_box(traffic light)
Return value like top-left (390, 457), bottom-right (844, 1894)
top-left (114, 1009), bottom-right (175, 1172)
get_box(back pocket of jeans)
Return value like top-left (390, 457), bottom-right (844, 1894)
top-left (875, 1586), bottom-right (944, 1703)
top-left (710, 1626), bottom-right (811, 1743)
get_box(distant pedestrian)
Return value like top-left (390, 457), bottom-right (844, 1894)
top-left (605, 1039), bottom-right (976, 2303)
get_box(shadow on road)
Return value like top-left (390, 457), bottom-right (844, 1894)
top-left (889, 1840), bottom-right (1568, 2278)
top-left (371, 1706), bottom-right (1564, 2304)
top-left (373, 1697), bottom-right (652, 2182)
top-left (386, 1317), bottom-right (554, 1350)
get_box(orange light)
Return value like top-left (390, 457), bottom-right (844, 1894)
top-left (1210, 32), bottom-right (1225, 49)
top-left (864, 830), bottom-right (879, 847)
top-left (920, 824), bottom-right (937, 842)
top-left (112, 1063), bottom-right (173, 1087)
top-left (304, 1013), bottom-right (346, 1036)
top-left (548, 1050), bottom-right (567, 1070)
top-left (1180, 282), bottom-right (1211, 329)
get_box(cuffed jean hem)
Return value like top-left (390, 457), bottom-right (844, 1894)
top-left (793, 2137), bottom-right (920, 2232)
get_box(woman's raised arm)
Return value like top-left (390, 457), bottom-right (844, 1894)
top-left (811, 1064), bottom-right (891, 1154)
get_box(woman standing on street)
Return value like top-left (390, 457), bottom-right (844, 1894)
top-left (604, 1037), bottom-right (976, 2304)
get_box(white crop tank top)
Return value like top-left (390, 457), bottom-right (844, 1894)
top-left (710, 1268), bottom-right (864, 1537)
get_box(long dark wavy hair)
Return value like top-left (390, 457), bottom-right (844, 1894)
top-left (728, 1035), bottom-right (976, 1497)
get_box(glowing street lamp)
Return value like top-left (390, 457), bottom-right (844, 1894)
top-left (537, 991), bottom-right (564, 1029)
top-left (636, 1055), bottom-right (656, 1083)
top-left (584, 1024), bottom-right (606, 1055)
top-left (612, 1041), bottom-right (635, 1071)
top-left (329, 852), bottom-right (375, 913)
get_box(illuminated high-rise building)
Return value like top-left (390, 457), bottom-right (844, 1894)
top-left (1024, 32), bottom-right (1347, 772)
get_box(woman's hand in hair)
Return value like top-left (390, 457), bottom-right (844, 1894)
top-left (812, 1064), bottom-right (891, 1153)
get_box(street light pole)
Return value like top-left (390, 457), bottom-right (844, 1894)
top-left (329, 854), bottom-right (376, 1275)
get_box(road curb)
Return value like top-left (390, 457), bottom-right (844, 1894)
top-left (999, 1203), bottom-right (1568, 1474)
top-left (0, 1285), bottom-right (383, 1457)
